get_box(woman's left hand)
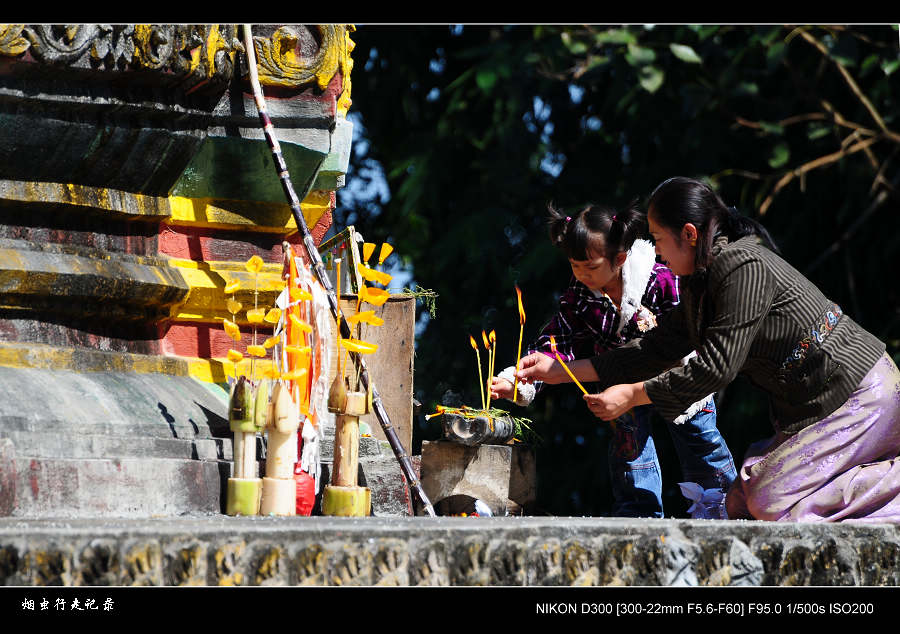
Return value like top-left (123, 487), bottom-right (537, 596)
top-left (583, 383), bottom-right (649, 420)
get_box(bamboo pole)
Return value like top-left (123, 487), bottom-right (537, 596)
top-left (241, 25), bottom-right (435, 516)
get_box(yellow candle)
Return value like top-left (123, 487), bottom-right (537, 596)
top-left (513, 286), bottom-right (525, 402)
top-left (549, 335), bottom-right (589, 395)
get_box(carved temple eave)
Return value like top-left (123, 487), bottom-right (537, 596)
top-left (0, 25), bottom-right (354, 98)
top-left (0, 24), bottom-right (354, 201)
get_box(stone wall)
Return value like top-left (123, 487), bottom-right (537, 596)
top-left (1, 517), bottom-right (897, 586)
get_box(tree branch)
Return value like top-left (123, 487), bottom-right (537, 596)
top-left (798, 29), bottom-right (891, 136)
top-left (759, 136), bottom-right (882, 215)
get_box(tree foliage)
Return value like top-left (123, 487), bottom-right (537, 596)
top-left (338, 25), bottom-right (900, 516)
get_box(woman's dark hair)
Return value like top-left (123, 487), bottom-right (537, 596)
top-left (547, 200), bottom-right (646, 261)
top-left (647, 177), bottom-right (779, 268)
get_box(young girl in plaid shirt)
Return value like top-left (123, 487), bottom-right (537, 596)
top-left (491, 202), bottom-right (736, 518)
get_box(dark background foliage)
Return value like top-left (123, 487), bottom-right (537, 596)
top-left (333, 24), bottom-right (900, 516)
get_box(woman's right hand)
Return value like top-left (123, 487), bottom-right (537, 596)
top-left (515, 352), bottom-right (566, 384)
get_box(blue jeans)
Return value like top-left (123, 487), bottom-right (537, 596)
top-left (609, 399), bottom-right (736, 518)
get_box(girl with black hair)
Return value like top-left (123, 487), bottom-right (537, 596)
top-left (517, 177), bottom-right (900, 522)
top-left (490, 200), bottom-right (736, 518)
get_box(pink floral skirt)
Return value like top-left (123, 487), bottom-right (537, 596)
top-left (727, 353), bottom-right (900, 522)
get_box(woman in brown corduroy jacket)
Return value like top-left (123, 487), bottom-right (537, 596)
top-left (517, 177), bottom-right (900, 522)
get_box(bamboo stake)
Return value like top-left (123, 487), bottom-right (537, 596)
top-left (241, 25), bottom-right (435, 516)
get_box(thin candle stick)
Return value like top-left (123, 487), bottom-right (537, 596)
top-left (481, 330), bottom-right (491, 409)
top-left (513, 286), bottom-right (525, 402)
top-left (470, 335), bottom-right (486, 410)
top-left (549, 335), bottom-right (589, 395)
top-left (487, 330), bottom-right (496, 409)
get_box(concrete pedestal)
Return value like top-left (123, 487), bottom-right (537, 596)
top-left (417, 440), bottom-right (535, 517)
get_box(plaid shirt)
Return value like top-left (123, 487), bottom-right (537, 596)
top-left (529, 262), bottom-right (680, 362)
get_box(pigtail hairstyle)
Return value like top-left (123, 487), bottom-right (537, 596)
top-left (647, 177), bottom-right (779, 269)
top-left (547, 200), bottom-right (646, 262)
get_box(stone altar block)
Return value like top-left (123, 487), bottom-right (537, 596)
top-left (417, 440), bottom-right (536, 516)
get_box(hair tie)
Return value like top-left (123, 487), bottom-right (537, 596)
top-left (612, 215), bottom-right (617, 221)
top-left (565, 216), bottom-right (572, 223)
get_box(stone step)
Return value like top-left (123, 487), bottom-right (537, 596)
top-left (1, 451), bottom-right (408, 519)
top-left (6, 455), bottom-right (229, 518)
top-left (0, 425), bottom-right (382, 463)
top-left (0, 430), bottom-right (234, 461)
top-left (0, 415), bottom-right (228, 441)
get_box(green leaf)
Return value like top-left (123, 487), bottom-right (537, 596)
top-left (860, 54), bottom-right (880, 75)
top-left (561, 31), bottom-right (589, 54)
top-left (768, 142), bottom-right (790, 169)
top-left (759, 121), bottom-right (784, 135)
top-left (585, 55), bottom-right (610, 71)
top-left (827, 33), bottom-right (859, 67)
top-left (766, 41), bottom-right (786, 71)
top-left (638, 65), bottom-right (665, 93)
top-left (475, 69), bottom-right (497, 92)
top-left (807, 123), bottom-right (831, 140)
top-left (883, 58), bottom-right (900, 76)
top-left (670, 43), bottom-right (702, 63)
top-left (687, 24), bottom-right (720, 40)
top-left (830, 52), bottom-right (856, 67)
top-left (594, 28), bottom-right (636, 45)
top-left (736, 81), bottom-right (759, 96)
top-left (626, 43), bottom-right (656, 66)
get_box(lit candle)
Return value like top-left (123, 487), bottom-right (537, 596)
top-left (549, 335), bottom-right (589, 395)
top-left (513, 286), bottom-right (526, 402)
top-left (482, 330), bottom-right (491, 409)
top-left (469, 335), bottom-right (486, 410)
top-left (488, 329), bottom-right (497, 406)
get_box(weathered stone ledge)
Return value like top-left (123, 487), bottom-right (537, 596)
top-left (0, 516), bottom-right (897, 586)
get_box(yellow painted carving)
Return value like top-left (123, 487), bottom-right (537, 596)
top-left (165, 191), bottom-right (330, 232)
top-left (253, 25), bottom-right (350, 91)
top-left (0, 182), bottom-right (331, 231)
top-left (0, 25), bottom-right (30, 56)
top-left (205, 25), bottom-right (228, 78)
top-left (0, 339), bottom-right (279, 385)
top-left (0, 180), bottom-right (169, 218)
top-left (166, 259), bottom-right (285, 324)
top-left (255, 547), bottom-right (283, 584)
top-left (336, 25), bottom-right (356, 117)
